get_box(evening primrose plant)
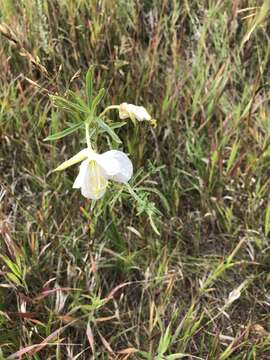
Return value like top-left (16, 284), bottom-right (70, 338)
top-left (45, 68), bottom-right (160, 232)
top-left (54, 147), bottom-right (133, 200)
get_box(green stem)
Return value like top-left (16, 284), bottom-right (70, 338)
top-left (99, 105), bottom-right (120, 118)
top-left (85, 122), bottom-right (92, 150)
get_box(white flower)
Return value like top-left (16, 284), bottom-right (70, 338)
top-left (101, 103), bottom-right (157, 127)
top-left (54, 148), bottom-right (133, 200)
top-left (119, 103), bottom-right (152, 122)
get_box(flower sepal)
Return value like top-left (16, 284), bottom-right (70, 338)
top-left (53, 148), bottom-right (90, 172)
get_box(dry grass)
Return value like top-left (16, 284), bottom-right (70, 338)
top-left (1, 0), bottom-right (270, 359)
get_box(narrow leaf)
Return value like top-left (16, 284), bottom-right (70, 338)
top-left (0, 255), bottom-right (21, 279)
top-left (44, 122), bottom-right (84, 141)
top-left (226, 140), bottom-right (240, 173)
top-left (109, 121), bottom-right (127, 130)
top-left (265, 202), bottom-right (270, 237)
top-left (86, 67), bottom-right (94, 107)
top-left (166, 354), bottom-right (192, 359)
top-left (97, 118), bottom-right (122, 144)
top-left (86, 322), bottom-right (95, 353)
top-left (66, 90), bottom-right (89, 112)
top-left (157, 326), bottom-right (171, 355)
top-left (91, 88), bottom-right (105, 115)
top-left (98, 332), bottom-right (114, 354)
top-left (51, 95), bottom-right (89, 114)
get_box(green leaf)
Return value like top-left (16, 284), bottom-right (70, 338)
top-left (66, 90), bottom-right (89, 112)
top-left (91, 88), bottom-right (106, 115)
top-left (109, 121), bottom-right (127, 130)
top-left (157, 326), bottom-right (171, 356)
top-left (6, 272), bottom-right (22, 286)
top-left (97, 118), bottom-right (122, 144)
top-left (51, 95), bottom-right (89, 114)
top-left (148, 213), bottom-right (160, 235)
top-left (0, 255), bottom-right (21, 279)
top-left (137, 187), bottom-right (170, 213)
top-left (44, 122), bottom-right (84, 141)
top-left (86, 67), bottom-right (94, 107)
top-left (226, 140), bottom-right (240, 173)
top-left (166, 354), bottom-right (189, 359)
top-left (265, 202), bottom-right (270, 237)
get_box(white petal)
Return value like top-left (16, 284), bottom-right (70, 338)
top-left (73, 160), bottom-right (108, 199)
top-left (119, 102), bottom-right (131, 120)
top-left (73, 159), bottom-right (89, 189)
top-left (54, 148), bottom-right (90, 172)
top-left (119, 103), bottom-right (151, 121)
top-left (95, 150), bottom-right (133, 183)
top-left (132, 105), bottom-right (151, 121)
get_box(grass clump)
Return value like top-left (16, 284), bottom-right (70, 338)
top-left (1, 0), bottom-right (270, 358)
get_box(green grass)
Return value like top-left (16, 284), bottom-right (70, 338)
top-left (1, 0), bottom-right (270, 358)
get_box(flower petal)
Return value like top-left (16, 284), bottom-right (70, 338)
top-left (73, 159), bottom-right (89, 189)
top-left (73, 159), bottom-right (108, 199)
top-left (132, 105), bottom-right (151, 121)
top-left (54, 148), bottom-right (90, 172)
top-left (118, 103), bottom-right (131, 120)
top-left (119, 103), bottom-right (151, 122)
top-left (95, 150), bottom-right (133, 183)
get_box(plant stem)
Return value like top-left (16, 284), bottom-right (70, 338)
top-left (85, 122), bottom-right (92, 149)
top-left (99, 105), bottom-right (119, 118)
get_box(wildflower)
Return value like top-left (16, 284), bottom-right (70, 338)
top-left (119, 103), bottom-right (152, 122)
top-left (102, 103), bottom-right (157, 127)
top-left (54, 148), bottom-right (133, 199)
top-left (119, 103), bottom-right (157, 127)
